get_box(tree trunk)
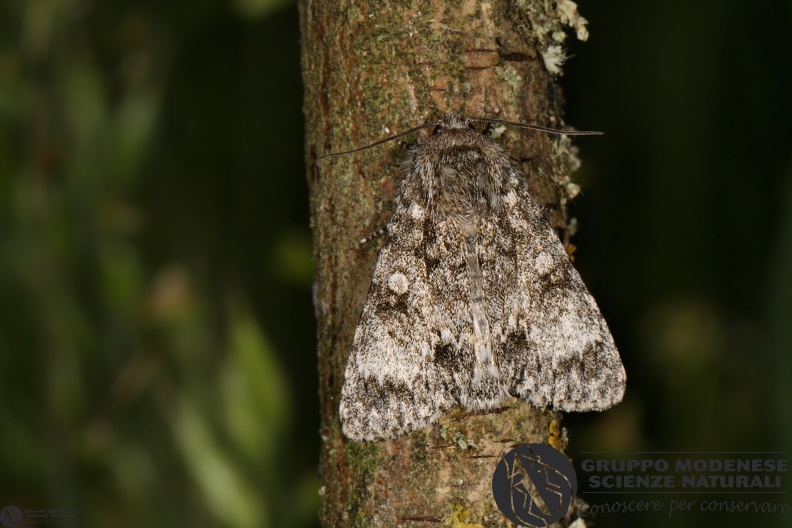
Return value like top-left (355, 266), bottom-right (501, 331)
top-left (300, 1), bottom-right (591, 526)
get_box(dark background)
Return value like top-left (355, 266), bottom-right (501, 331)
top-left (0, 1), bottom-right (790, 527)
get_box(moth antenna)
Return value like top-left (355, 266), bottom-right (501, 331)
top-left (318, 121), bottom-right (436, 160)
top-left (469, 117), bottom-right (603, 137)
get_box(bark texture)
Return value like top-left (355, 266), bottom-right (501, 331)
top-left (300, 1), bottom-right (590, 526)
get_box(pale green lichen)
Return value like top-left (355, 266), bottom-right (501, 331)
top-left (557, 0), bottom-right (590, 41)
top-left (444, 503), bottom-right (485, 528)
top-left (541, 45), bottom-right (567, 75)
top-left (567, 182), bottom-right (581, 199)
top-left (515, 0), bottom-right (591, 75)
top-left (494, 65), bottom-right (522, 92)
top-left (489, 124), bottom-right (507, 140)
top-left (453, 430), bottom-right (478, 450)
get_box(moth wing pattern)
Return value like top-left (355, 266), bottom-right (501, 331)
top-left (485, 174), bottom-right (626, 411)
top-left (337, 114), bottom-right (625, 441)
top-left (339, 197), bottom-right (466, 441)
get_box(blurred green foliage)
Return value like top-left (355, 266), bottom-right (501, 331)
top-left (563, 1), bottom-right (792, 527)
top-left (1, 0), bottom-right (316, 526)
top-left (1, 0), bottom-right (791, 527)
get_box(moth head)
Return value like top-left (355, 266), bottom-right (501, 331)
top-left (431, 122), bottom-right (475, 135)
top-left (318, 115), bottom-right (602, 160)
top-left (434, 113), bottom-right (474, 133)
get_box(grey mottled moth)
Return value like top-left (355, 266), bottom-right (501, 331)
top-left (322, 113), bottom-right (626, 441)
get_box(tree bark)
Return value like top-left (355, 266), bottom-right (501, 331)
top-left (300, 1), bottom-right (591, 526)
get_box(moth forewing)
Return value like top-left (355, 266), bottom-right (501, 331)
top-left (330, 113), bottom-right (625, 441)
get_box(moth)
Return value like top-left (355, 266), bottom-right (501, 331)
top-left (323, 113), bottom-right (626, 441)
